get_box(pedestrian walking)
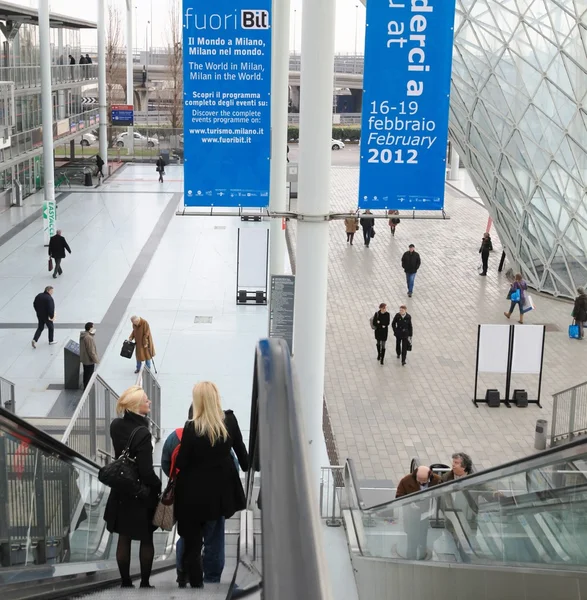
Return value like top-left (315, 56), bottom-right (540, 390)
top-left (392, 305), bottom-right (413, 366)
top-left (32, 286), bottom-right (56, 348)
top-left (572, 287), bottom-right (587, 340)
top-left (478, 232), bottom-right (493, 276)
top-left (371, 303), bottom-right (390, 365)
top-left (80, 322), bottom-right (100, 389)
top-left (387, 209), bottom-right (400, 236)
top-left (156, 155), bottom-right (165, 183)
top-left (401, 244), bottom-right (421, 297)
top-left (48, 229), bottom-right (72, 278)
top-left (504, 273), bottom-right (528, 324)
top-left (360, 210), bottom-right (375, 247)
top-left (344, 213), bottom-right (359, 245)
top-left (174, 382), bottom-right (249, 589)
top-left (85, 53), bottom-right (92, 65)
top-left (129, 316), bottom-right (155, 373)
top-left (95, 154), bottom-right (104, 182)
top-left (104, 386), bottom-right (161, 588)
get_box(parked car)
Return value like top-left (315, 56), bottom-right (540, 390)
top-left (80, 132), bottom-right (97, 147)
top-left (332, 139), bottom-right (345, 150)
top-left (115, 131), bottom-right (159, 148)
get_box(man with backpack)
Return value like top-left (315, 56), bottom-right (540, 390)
top-left (162, 405), bottom-right (236, 587)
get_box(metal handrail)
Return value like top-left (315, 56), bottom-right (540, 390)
top-left (253, 338), bottom-right (333, 599)
top-left (552, 380), bottom-right (587, 398)
top-left (135, 363), bottom-right (162, 442)
top-left (61, 369), bottom-right (101, 445)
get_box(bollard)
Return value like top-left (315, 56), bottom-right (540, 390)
top-left (534, 419), bottom-right (548, 450)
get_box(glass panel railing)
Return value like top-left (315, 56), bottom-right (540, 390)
top-left (344, 437), bottom-right (587, 571)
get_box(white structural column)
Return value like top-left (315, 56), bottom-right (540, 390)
top-left (39, 0), bottom-right (56, 245)
top-left (448, 143), bottom-right (460, 181)
top-left (292, 0), bottom-right (336, 493)
top-left (125, 0), bottom-right (134, 154)
top-left (268, 0), bottom-right (290, 277)
top-left (57, 29), bottom-right (65, 119)
top-left (98, 0), bottom-right (108, 169)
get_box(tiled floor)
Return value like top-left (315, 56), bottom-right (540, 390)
top-left (288, 166), bottom-right (587, 483)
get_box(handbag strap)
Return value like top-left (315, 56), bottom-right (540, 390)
top-left (122, 425), bottom-right (149, 457)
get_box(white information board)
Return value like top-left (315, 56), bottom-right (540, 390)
top-left (511, 325), bottom-right (545, 374)
top-left (478, 324), bottom-right (511, 373)
top-left (237, 227), bottom-right (269, 289)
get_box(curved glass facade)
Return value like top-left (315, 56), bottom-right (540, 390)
top-left (450, 1), bottom-right (587, 297)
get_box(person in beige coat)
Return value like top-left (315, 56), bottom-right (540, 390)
top-left (129, 316), bottom-right (155, 373)
top-left (344, 214), bottom-right (359, 245)
top-left (80, 322), bottom-right (100, 389)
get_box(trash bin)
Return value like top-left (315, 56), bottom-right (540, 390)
top-left (534, 419), bottom-right (548, 450)
top-left (64, 339), bottom-right (81, 390)
top-left (84, 168), bottom-right (93, 187)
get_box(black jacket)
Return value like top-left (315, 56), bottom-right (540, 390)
top-left (573, 294), bottom-right (587, 323)
top-left (479, 237), bottom-right (493, 254)
top-left (360, 215), bottom-right (375, 230)
top-left (103, 412), bottom-right (161, 541)
top-left (401, 250), bottom-right (421, 274)
top-left (392, 312), bottom-right (413, 339)
top-left (96, 155), bottom-right (104, 168)
top-left (373, 310), bottom-right (390, 342)
top-left (69, 56), bottom-right (75, 65)
top-left (48, 234), bottom-right (71, 259)
top-left (33, 292), bottom-right (55, 320)
top-left (85, 55), bottom-right (92, 64)
top-left (175, 411), bottom-right (248, 537)
top-left (156, 158), bottom-right (165, 171)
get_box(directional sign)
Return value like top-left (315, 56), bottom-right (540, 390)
top-left (81, 97), bottom-right (97, 105)
top-left (43, 200), bottom-right (56, 245)
top-left (358, 0), bottom-right (457, 211)
top-left (182, 0), bottom-right (272, 207)
top-left (111, 104), bottom-right (134, 126)
top-left (269, 275), bottom-right (295, 354)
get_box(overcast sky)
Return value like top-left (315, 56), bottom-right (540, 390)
top-left (28, 0), bottom-right (366, 54)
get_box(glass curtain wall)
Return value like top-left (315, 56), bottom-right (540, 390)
top-left (450, 0), bottom-right (587, 297)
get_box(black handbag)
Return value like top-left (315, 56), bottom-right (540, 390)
top-left (98, 427), bottom-right (150, 499)
top-left (120, 339), bottom-right (136, 359)
top-left (407, 338), bottom-right (413, 352)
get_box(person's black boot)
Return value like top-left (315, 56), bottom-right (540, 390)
top-left (376, 343), bottom-right (381, 361)
top-left (380, 349), bottom-right (386, 365)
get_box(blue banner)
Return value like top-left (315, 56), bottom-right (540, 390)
top-left (358, 0), bottom-right (456, 211)
top-left (183, 1), bottom-right (271, 207)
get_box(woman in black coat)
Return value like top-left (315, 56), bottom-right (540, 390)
top-left (103, 385), bottom-right (161, 588)
top-left (479, 232), bottom-right (493, 276)
top-left (174, 381), bottom-right (249, 588)
top-left (392, 305), bottom-right (413, 366)
top-left (373, 303), bottom-right (391, 365)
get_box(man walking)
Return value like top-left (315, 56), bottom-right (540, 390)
top-left (32, 286), bottom-right (56, 348)
top-left (80, 322), bottom-right (100, 389)
top-left (48, 229), bottom-right (72, 278)
top-left (401, 243), bottom-right (421, 297)
top-left (360, 210), bottom-right (375, 247)
top-left (392, 305), bottom-right (413, 366)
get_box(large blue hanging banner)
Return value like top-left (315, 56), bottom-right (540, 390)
top-left (183, 1), bottom-right (271, 207)
top-left (358, 0), bottom-right (456, 211)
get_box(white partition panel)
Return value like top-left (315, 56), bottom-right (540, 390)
top-left (237, 227), bottom-right (269, 289)
top-left (478, 324), bottom-right (511, 373)
top-left (511, 325), bottom-right (545, 374)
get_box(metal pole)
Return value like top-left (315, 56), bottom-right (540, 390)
top-left (39, 0), bottom-right (56, 246)
top-left (126, 0), bottom-right (134, 155)
top-left (354, 5), bottom-right (358, 74)
top-left (98, 0), bottom-right (108, 172)
top-left (292, 10), bottom-right (296, 56)
top-left (268, 0), bottom-right (290, 283)
top-left (292, 0), bottom-right (336, 496)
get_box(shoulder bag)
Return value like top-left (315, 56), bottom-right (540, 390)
top-left (98, 426), bottom-right (150, 499)
top-left (153, 429), bottom-right (184, 531)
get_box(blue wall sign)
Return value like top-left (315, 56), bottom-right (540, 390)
top-left (358, 0), bottom-right (456, 211)
top-left (183, 1), bottom-right (271, 207)
top-left (111, 104), bottom-right (134, 127)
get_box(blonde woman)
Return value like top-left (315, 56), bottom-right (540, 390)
top-left (103, 386), bottom-right (161, 588)
top-left (174, 381), bottom-right (249, 589)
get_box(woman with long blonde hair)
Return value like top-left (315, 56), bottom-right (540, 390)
top-left (103, 385), bottom-right (161, 588)
top-left (174, 381), bottom-right (249, 589)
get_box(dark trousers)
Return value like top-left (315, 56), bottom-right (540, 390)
top-left (183, 525), bottom-right (205, 586)
top-left (53, 257), bottom-right (63, 277)
top-left (158, 169), bottom-right (164, 183)
top-left (177, 518), bottom-right (225, 584)
top-left (481, 250), bottom-right (489, 274)
top-left (396, 337), bottom-right (408, 363)
top-left (362, 228), bottom-right (371, 246)
top-left (346, 232), bottom-right (355, 244)
top-left (508, 300), bottom-right (522, 316)
top-left (34, 318), bottom-right (54, 343)
top-left (82, 364), bottom-right (95, 390)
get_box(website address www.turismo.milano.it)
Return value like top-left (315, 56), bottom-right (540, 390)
top-left (188, 127), bottom-right (263, 144)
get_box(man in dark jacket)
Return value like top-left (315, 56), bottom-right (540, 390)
top-left (392, 305), bottom-right (413, 366)
top-left (360, 210), bottom-right (375, 247)
top-left (79, 322), bottom-right (99, 389)
top-left (401, 244), bottom-right (421, 297)
top-left (48, 229), bottom-right (72, 278)
top-left (161, 405), bottom-right (231, 587)
top-left (32, 286), bottom-right (55, 348)
top-left (573, 287), bottom-right (587, 340)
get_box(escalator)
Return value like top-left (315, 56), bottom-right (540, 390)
top-left (341, 437), bottom-right (587, 599)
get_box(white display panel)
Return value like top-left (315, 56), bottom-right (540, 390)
top-left (511, 325), bottom-right (545, 374)
top-left (478, 324), bottom-right (510, 373)
top-left (237, 227), bottom-right (269, 289)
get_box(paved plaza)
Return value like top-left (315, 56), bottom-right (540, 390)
top-left (289, 166), bottom-right (587, 483)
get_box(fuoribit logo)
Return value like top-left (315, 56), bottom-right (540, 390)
top-left (184, 9), bottom-right (270, 31)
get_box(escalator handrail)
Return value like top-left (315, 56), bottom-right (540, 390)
top-left (358, 436), bottom-right (587, 513)
top-left (0, 406), bottom-right (101, 472)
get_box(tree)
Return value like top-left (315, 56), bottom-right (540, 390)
top-left (167, 0), bottom-right (183, 131)
top-left (106, 1), bottom-right (125, 146)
